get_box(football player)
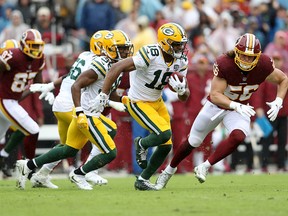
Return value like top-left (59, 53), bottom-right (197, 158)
top-left (27, 30), bottom-right (113, 189)
top-left (15, 30), bottom-right (133, 190)
top-left (0, 30), bottom-right (48, 176)
top-left (93, 22), bottom-right (190, 190)
top-left (155, 33), bottom-right (288, 189)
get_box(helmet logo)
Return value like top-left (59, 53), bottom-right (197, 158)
top-left (162, 27), bottom-right (174, 36)
top-left (94, 33), bottom-right (102, 39)
top-left (105, 32), bottom-right (113, 39)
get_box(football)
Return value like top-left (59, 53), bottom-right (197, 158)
top-left (168, 72), bottom-right (185, 92)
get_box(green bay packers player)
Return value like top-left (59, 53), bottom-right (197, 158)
top-left (94, 23), bottom-right (190, 190)
top-left (27, 30), bottom-right (112, 189)
top-left (15, 30), bottom-right (133, 190)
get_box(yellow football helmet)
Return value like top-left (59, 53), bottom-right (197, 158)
top-left (90, 30), bottom-right (112, 56)
top-left (0, 39), bottom-right (19, 54)
top-left (20, 29), bottom-right (45, 59)
top-left (103, 30), bottom-right (133, 62)
top-left (157, 22), bottom-right (188, 59)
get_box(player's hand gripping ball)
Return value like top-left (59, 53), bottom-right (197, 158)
top-left (168, 72), bottom-right (186, 95)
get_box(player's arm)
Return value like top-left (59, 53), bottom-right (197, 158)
top-left (109, 90), bottom-right (121, 102)
top-left (265, 67), bottom-right (288, 100)
top-left (71, 69), bottom-right (98, 108)
top-left (0, 60), bottom-right (6, 79)
top-left (209, 76), bottom-right (230, 108)
top-left (20, 70), bottom-right (44, 101)
top-left (101, 57), bottom-right (135, 95)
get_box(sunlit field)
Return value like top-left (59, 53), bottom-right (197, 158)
top-left (0, 173), bottom-right (287, 216)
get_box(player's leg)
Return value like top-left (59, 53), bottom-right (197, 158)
top-left (124, 98), bottom-right (172, 190)
top-left (16, 116), bottom-right (86, 189)
top-left (124, 97), bottom-right (171, 170)
top-left (30, 111), bottom-right (73, 188)
top-left (195, 110), bottom-right (248, 183)
top-left (68, 115), bottom-right (117, 190)
top-left (156, 101), bottom-right (223, 189)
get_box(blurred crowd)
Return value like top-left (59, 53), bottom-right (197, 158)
top-left (1, 0), bottom-right (288, 175)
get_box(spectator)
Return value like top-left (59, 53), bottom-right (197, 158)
top-left (132, 15), bottom-right (157, 52)
top-left (252, 51), bottom-right (288, 173)
top-left (15, 0), bottom-right (33, 26)
top-left (77, 0), bottom-right (116, 51)
top-left (150, 10), bottom-right (169, 33)
top-left (0, 10), bottom-right (29, 43)
top-left (264, 30), bottom-right (288, 73)
top-left (138, 0), bottom-right (163, 22)
top-left (34, 6), bottom-right (64, 45)
top-left (0, 1), bottom-right (14, 32)
top-left (161, 0), bottom-right (183, 24)
top-left (115, 7), bottom-right (138, 40)
top-left (207, 10), bottom-right (241, 56)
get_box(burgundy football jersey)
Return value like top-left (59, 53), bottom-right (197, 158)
top-left (211, 53), bottom-right (274, 104)
top-left (0, 48), bottom-right (45, 100)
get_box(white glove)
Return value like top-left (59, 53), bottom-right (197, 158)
top-left (266, 97), bottom-right (283, 121)
top-left (107, 100), bottom-right (126, 112)
top-left (30, 82), bottom-right (55, 93)
top-left (88, 92), bottom-right (109, 113)
top-left (229, 101), bottom-right (256, 118)
top-left (43, 92), bottom-right (55, 105)
top-left (168, 75), bottom-right (186, 96)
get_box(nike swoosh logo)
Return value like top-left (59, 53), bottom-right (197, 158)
top-left (21, 165), bottom-right (26, 176)
top-left (71, 175), bottom-right (79, 183)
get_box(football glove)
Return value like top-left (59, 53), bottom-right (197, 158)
top-left (266, 97), bottom-right (283, 121)
top-left (30, 82), bottom-right (55, 93)
top-left (168, 74), bottom-right (186, 95)
top-left (229, 101), bottom-right (256, 118)
top-left (77, 113), bottom-right (88, 130)
top-left (43, 92), bottom-right (55, 105)
top-left (107, 100), bottom-right (126, 112)
top-left (88, 92), bottom-right (109, 113)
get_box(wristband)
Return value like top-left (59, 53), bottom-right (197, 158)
top-left (75, 106), bottom-right (84, 116)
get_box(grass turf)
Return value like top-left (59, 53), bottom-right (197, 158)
top-left (0, 173), bottom-right (287, 216)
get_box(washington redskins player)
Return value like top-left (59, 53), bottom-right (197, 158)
top-left (156, 33), bottom-right (288, 189)
top-left (0, 29), bottom-right (45, 168)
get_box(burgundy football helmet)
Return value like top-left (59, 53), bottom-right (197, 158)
top-left (234, 33), bottom-right (261, 71)
top-left (20, 29), bottom-right (45, 59)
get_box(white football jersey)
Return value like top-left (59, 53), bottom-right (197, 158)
top-left (129, 44), bottom-right (188, 101)
top-left (81, 55), bottom-right (113, 116)
top-left (52, 51), bottom-right (96, 112)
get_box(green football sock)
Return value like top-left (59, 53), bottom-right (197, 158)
top-left (34, 144), bottom-right (78, 167)
top-left (141, 145), bottom-right (172, 180)
top-left (140, 130), bottom-right (171, 149)
top-left (81, 149), bottom-right (117, 173)
top-left (4, 130), bottom-right (25, 153)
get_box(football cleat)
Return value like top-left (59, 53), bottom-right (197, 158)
top-left (16, 159), bottom-right (32, 189)
top-left (134, 177), bottom-right (158, 191)
top-left (69, 170), bottom-right (93, 190)
top-left (85, 171), bottom-right (108, 186)
top-left (155, 170), bottom-right (175, 190)
top-left (134, 137), bottom-right (148, 169)
top-left (30, 173), bottom-right (58, 189)
top-left (0, 156), bottom-right (13, 177)
top-left (194, 163), bottom-right (208, 183)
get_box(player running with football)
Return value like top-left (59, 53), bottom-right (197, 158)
top-left (92, 22), bottom-right (190, 190)
top-left (155, 33), bottom-right (288, 189)
top-left (15, 30), bottom-right (133, 190)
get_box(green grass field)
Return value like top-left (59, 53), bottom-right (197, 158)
top-left (0, 173), bottom-right (287, 216)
